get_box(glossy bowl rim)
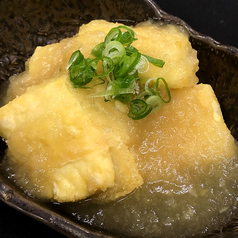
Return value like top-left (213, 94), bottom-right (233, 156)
top-left (148, 0), bottom-right (238, 55)
top-left (0, 0), bottom-right (238, 237)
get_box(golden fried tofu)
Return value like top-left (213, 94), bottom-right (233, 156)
top-left (2, 20), bottom-right (230, 205)
top-left (135, 84), bottom-right (237, 182)
top-left (6, 20), bottom-right (198, 102)
top-left (0, 74), bottom-right (142, 202)
top-left (133, 21), bottom-right (199, 89)
top-left (93, 143), bottom-right (143, 202)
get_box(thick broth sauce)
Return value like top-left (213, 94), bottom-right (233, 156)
top-left (61, 85), bottom-right (238, 238)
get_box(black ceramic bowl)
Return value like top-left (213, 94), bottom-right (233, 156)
top-left (0, 0), bottom-right (238, 237)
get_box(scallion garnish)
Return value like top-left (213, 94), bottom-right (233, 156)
top-left (128, 99), bottom-right (153, 120)
top-left (67, 25), bottom-right (171, 119)
top-left (143, 54), bottom-right (165, 68)
top-left (103, 41), bottom-right (126, 64)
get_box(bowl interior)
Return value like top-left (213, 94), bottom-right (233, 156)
top-left (0, 0), bottom-right (238, 237)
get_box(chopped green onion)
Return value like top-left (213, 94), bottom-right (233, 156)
top-left (155, 77), bottom-right (171, 103)
top-left (128, 99), bottom-right (153, 120)
top-left (113, 75), bottom-right (136, 90)
top-left (69, 61), bottom-right (94, 87)
top-left (144, 78), bottom-right (156, 94)
top-left (67, 50), bottom-right (84, 69)
top-left (125, 45), bottom-right (138, 54)
top-left (103, 41), bottom-right (126, 64)
top-left (114, 94), bottom-right (132, 104)
top-left (104, 27), bottom-right (122, 46)
top-left (137, 88), bottom-right (155, 100)
top-left (90, 75), bottom-right (136, 98)
top-left (114, 51), bottom-right (141, 77)
top-left (134, 55), bottom-right (149, 74)
top-left (68, 24), bottom-right (170, 119)
top-left (90, 57), bottom-right (114, 78)
top-left (142, 54), bottom-right (165, 68)
top-left (117, 25), bottom-right (137, 46)
top-left (146, 95), bottom-right (163, 112)
top-left (91, 42), bottom-right (104, 57)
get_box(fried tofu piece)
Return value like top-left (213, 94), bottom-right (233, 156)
top-left (93, 143), bottom-right (144, 202)
top-left (53, 149), bottom-right (115, 202)
top-left (5, 20), bottom-right (121, 102)
top-left (135, 84), bottom-right (237, 182)
top-left (6, 20), bottom-right (198, 103)
top-left (132, 21), bottom-right (199, 89)
top-left (0, 74), bottom-right (142, 202)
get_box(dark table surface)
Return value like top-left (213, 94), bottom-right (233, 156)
top-left (0, 0), bottom-right (238, 237)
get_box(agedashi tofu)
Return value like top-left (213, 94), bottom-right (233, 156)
top-left (0, 74), bottom-right (142, 202)
top-left (6, 20), bottom-right (198, 102)
top-left (0, 20), bottom-right (236, 206)
top-left (134, 83), bottom-right (237, 182)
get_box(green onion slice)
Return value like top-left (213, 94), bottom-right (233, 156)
top-left (69, 59), bottom-right (95, 87)
top-left (91, 42), bottom-right (104, 58)
top-left (142, 54), bottom-right (165, 68)
top-left (117, 25), bottom-right (137, 46)
top-left (89, 57), bottom-right (114, 78)
top-left (104, 27), bottom-right (122, 46)
top-left (114, 51), bottom-right (141, 77)
top-left (67, 50), bottom-right (84, 69)
top-left (103, 41), bottom-right (126, 64)
top-left (144, 78), bottom-right (156, 94)
top-left (146, 95), bottom-right (163, 112)
top-left (90, 75), bottom-right (136, 98)
top-left (68, 24), bottom-right (170, 120)
top-left (128, 99), bottom-right (153, 120)
top-left (155, 77), bottom-right (171, 103)
top-left (114, 94), bottom-right (132, 104)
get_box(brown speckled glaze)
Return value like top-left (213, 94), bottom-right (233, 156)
top-left (0, 0), bottom-right (156, 80)
top-left (0, 0), bottom-right (238, 237)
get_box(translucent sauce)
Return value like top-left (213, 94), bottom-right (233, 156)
top-left (63, 163), bottom-right (238, 237)
top-left (59, 85), bottom-right (238, 237)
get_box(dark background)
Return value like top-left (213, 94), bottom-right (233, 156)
top-left (0, 0), bottom-right (237, 237)
top-left (157, 0), bottom-right (238, 48)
